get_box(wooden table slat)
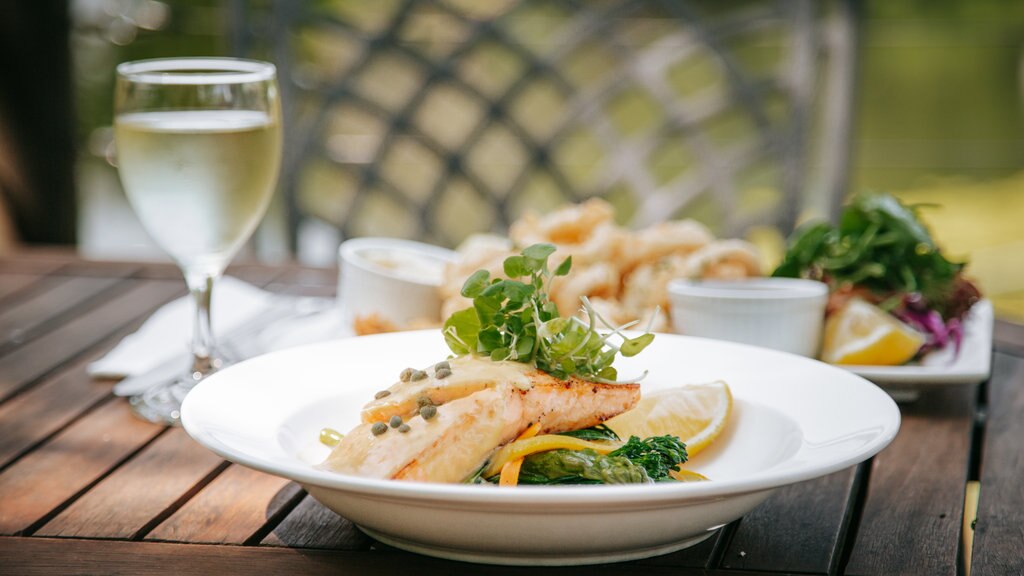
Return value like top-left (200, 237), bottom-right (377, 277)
top-left (0, 279), bottom-right (183, 404)
top-left (0, 400), bottom-right (163, 534)
top-left (721, 467), bottom-right (859, 574)
top-left (0, 275), bottom-right (131, 354)
top-left (970, 352), bottom-right (1024, 576)
top-left (0, 272), bottom-right (48, 305)
top-left (146, 465), bottom-right (303, 545)
top-left (261, 494), bottom-right (372, 551)
top-left (0, 255), bottom-right (69, 275)
top-left (993, 319), bottom-right (1024, 357)
top-left (0, 537), bottom-right (725, 576)
top-left (845, 385), bottom-right (977, 576)
top-left (36, 427), bottom-right (226, 539)
top-left (0, 357), bottom-right (112, 470)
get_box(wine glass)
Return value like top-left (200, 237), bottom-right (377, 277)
top-left (114, 58), bottom-right (282, 425)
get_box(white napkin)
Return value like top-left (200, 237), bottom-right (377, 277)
top-left (89, 276), bottom-right (282, 378)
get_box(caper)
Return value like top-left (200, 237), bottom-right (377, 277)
top-left (416, 395), bottom-right (433, 408)
top-left (420, 405), bottom-right (438, 420)
top-left (371, 422), bottom-right (388, 436)
top-left (398, 424), bottom-right (411, 433)
top-left (374, 389), bottom-right (391, 399)
top-left (434, 361), bottom-right (451, 373)
top-left (389, 415), bottom-right (403, 428)
top-left (410, 369), bottom-right (428, 381)
top-left (400, 368), bottom-right (415, 382)
top-left (435, 367), bottom-right (452, 379)
top-left (319, 427), bottom-right (343, 447)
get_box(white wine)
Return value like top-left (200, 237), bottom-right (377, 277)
top-left (115, 109), bottom-right (281, 275)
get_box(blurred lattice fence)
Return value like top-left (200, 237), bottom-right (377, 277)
top-left (232, 0), bottom-right (857, 252)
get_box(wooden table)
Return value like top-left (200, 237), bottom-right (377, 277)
top-left (0, 250), bottom-right (1021, 575)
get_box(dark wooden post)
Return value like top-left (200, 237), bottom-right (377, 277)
top-left (0, 0), bottom-right (77, 245)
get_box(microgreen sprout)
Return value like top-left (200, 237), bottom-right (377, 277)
top-left (442, 243), bottom-right (654, 382)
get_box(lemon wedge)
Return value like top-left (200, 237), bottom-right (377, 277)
top-left (821, 298), bottom-right (925, 365)
top-left (604, 380), bottom-right (732, 458)
top-left (669, 469), bottom-right (709, 482)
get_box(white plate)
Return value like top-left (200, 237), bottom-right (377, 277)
top-left (181, 331), bottom-right (900, 566)
top-left (840, 299), bottom-right (993, 386)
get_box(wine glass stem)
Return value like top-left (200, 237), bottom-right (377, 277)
top-left (186, 272), bottom-right (219, 377)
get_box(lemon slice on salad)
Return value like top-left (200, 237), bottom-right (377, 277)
top-left (822, 298), bottom-right (925, 365)
top-left (604, 380), bottom-right (732, 458)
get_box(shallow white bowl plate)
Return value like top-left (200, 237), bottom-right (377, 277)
top-left (842, 299), bottom-right (994, 386)
top-left (182, 331), bottom-right (900, 566)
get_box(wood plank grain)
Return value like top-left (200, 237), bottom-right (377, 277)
top-left (971, 352), bottom-right (1024, 576)
top-left (57, 260), bottom-right (143, 278)
top-left (720, 467), bottom-right (859, 574)
top-left (0, 278), bottom-right (194, 470)
top-left (223, 264), bottom-right (291, 286)
top-left (0, 537), bottom-right (727, 576)
top-left (269, 266), bottom-right (337, 288)
top-left (261, 494), bottom-right (372, 550)
top-left (993, 319), bottom-right (1024, 357)
top-left (0, 275), bottom-right (131, 353)
top-left (36, 427), bottom-right (225, 539)
top-left (265, 266), bottom-right (337, 297)
top-left (0, 278), bottom-right (182, 403)
top-left (0, 356), bottom-right (111, 469)
top-left (0, 400), bottom-right (162, 534)
top-left (0, 272), bottom-right (46, 304)
top-left (146, 465), bottom-right (303, 544)
top-left (0, 255), bottom-right (67, 274)
top-left (845, 385), bottom-right (976, 576)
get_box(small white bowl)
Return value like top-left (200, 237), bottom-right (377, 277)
top-left (337, 238), bottom-right (457, 329)
top-left (667, 278), bottom-right (829, 357)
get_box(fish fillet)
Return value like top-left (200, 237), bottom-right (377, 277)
top-left (321, 356), bottom-right (639, 482)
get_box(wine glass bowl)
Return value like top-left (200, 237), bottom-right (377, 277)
top-left (114, 58), bottom-right (282, 425)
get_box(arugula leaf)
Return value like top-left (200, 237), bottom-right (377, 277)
top-left (773, 192), bottom-right (969, 320)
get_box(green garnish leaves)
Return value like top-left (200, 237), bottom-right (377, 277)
top-left (620, 333), bottom-right (655, 357)
top-left (522, 243), bottom-right (557, 261)
top-left (554, 256), bottom-right (572, 277)
top-left (443, 308), bottom-right (480, 356)
top-left (443, 244), bottom-right (654, 382)
top-left (503, 255), bottom-right (530, 278)
top-left (460, 270), bottom-right (491, 298)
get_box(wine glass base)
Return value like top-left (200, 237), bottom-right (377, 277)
top-left (128, 374), bottom-right (201, 426)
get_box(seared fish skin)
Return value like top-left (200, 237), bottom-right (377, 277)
top-left (321, 357), bottom-right (639, 483)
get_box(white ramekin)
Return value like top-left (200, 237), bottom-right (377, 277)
top-left (667, 278), bottom-right (829, 357)
top-left (337, 238), bottom-right (457, 329)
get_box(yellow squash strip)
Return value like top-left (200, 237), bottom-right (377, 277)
top-left (484, 435), bottom-right (621, 478)
top-left (498, 422), bottom-right (543, 487)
